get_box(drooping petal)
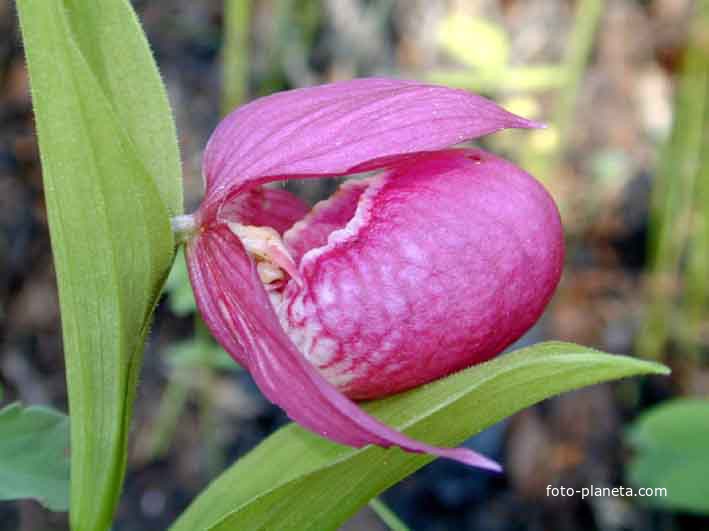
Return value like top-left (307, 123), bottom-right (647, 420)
top-left (202, 78), bottom-right (542, 209)
top-left (186, 222), bottom-right (501, 471)
top-left (280, 149), bottom-right (564, 400)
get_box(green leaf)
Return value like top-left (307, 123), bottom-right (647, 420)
top-left (0, 403), bottom-right (70, 511)
top-left (61, 0), bottom-right (183, 215)
top-left (627, 398), bottom-right (709, 514)
top-left (170, 342), bottom-right (668, 531)
top-left (17, 1), bottom-right (177, 529)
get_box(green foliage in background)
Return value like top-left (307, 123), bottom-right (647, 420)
top-left (150, 250), bottom-right (240, 470)
top-left (438, 13), bottom-right (509, 71)
top-left (17, 0), bottom-right (181, 529)
top-left (429, 0), bottom-right (605, 223)
top-left (638, 2), bottom-right (709, 360)
top-left (430, 12), bottom-right (564, 94)
top-left (163, 250), bottom-right (238, 371)
top-left (165, 248), bottom-right (198, 317)
top-left (171, 342), bottom-right (667, 531)
top-left (222, 0), bottom-right (251, 115)
top-left (627, 398), bottom-right (709, 514)
top-left (0, 403), bottom-right (70, 511)
top-left (368, 498), bottom-right (413, 531)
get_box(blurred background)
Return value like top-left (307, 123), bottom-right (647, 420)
top-left (1, 0), bottom-right (708, 529)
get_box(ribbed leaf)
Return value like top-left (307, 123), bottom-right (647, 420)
top-left (171, 342), bottom-right (667, 531)
top-left (61, 0), bottom-right (183, 215)
top-left (17, 1), bottom-right (176, 529)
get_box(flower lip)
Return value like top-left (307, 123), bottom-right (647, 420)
top-left (279, 148), bottom-right (564, 400)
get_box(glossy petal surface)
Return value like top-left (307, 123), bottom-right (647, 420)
top-left (280, 149), bottom-right (564, 399)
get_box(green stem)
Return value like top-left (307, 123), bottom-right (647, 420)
top-left (222, 0), bottom-right (251, 115)
top-left (521, 0), bottom-right (605, 180)
top-left (552, 0), bottom-right (604, 163)
top-left (678, 3), bottom-right (709, 359)
top-left (196, 318), bottom-right (224, 477)
top-left (147, 370), bottom-right (191, 460)
top-left (368, 497), bottom-right (413, 531)
top-left (171, 214), bottom-right (197, 245)
top-left (637, 2), bottom-right (709, 359)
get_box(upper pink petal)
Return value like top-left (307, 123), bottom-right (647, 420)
top-left (186, 222), bottom-right (501, 471)
top-left (201, 78), bottom-right (541, 209)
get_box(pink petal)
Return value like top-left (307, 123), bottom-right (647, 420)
top-left (186, 222), bottom-right (501, 471)
top-left (280, 149), bottom-right (564, 399)
top-left (217, 186), bottom-right (308, 234)
top-left (202, 78), bottom-right (542, 208)
top-left (284, 178), bottom-right (371, 263)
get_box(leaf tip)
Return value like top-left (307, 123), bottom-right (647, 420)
top-left (653, 363), bottom-right (671, 376)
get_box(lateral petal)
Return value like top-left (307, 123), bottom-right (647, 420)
top-left (186, 222), bottom-right (501, 471)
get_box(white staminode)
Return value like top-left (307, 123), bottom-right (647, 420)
top-left (227, 222), bottom-right (300, 285)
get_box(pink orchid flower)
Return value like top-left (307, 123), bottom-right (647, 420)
top-left (176, 78), bottom-right (564, 471)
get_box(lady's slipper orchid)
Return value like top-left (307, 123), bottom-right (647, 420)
top-left (179, 78), bottom-right (564, 471)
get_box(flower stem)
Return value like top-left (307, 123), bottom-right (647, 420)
top-left (222, 0), bottom-right (251, 116)
top-left (171, 214), bottom-right (197, 244)
top-left (368, 498), bottom-right (412, 531)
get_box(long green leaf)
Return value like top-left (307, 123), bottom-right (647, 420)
top-left (0, 403), bottom-right (70, 511)
top-left (17, 1), bottom-right (176, 529)
top-left (171, 342), bottom-right (667, 531)
top-left (61, 0), bottom-right (183, 215)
